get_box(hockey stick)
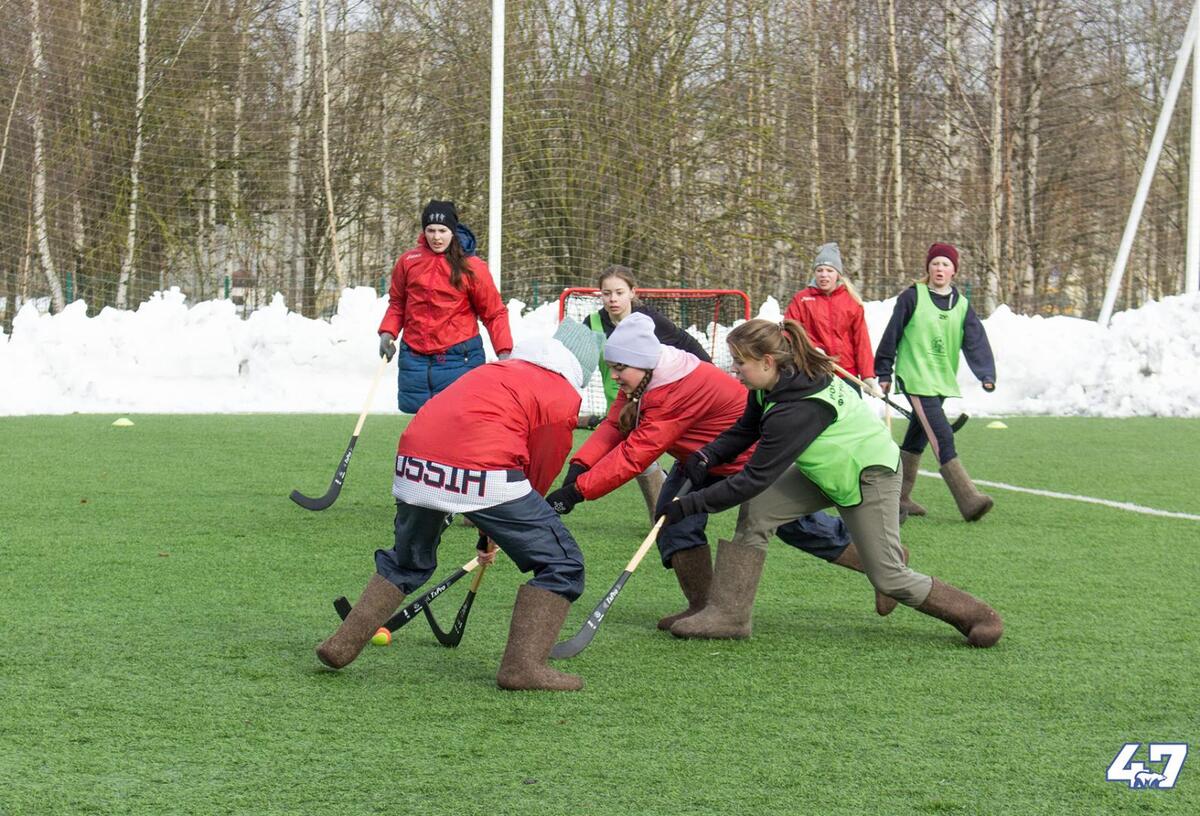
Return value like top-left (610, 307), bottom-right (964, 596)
top-left (550, 479), bottom-right (693, 660)
top-left (290, 355), bottom-right (390, 510)
top-left (831, 363), bottom-right (969, 432)
top-left (333, 555), bottom-right (482, 634)
top-left (423, 538), bottom-right (495, 647)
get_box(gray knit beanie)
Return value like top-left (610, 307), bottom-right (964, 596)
top-left (604, 312), bottom-right (662, 369)
top-left (813, 242), bottom-right (844, 275)
top-left (552, 317), bottom-right (603, 385)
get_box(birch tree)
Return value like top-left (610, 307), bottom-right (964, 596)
top-left (30, 0), bottom-right (64, 312)
top-left (116, 0), bottom-right (149, 309)
top-left (985, 0), bottom-right (1005, 313)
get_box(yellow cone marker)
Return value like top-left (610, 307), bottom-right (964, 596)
top-left (112, 417), bottom-right (135, 427)
top-left (986, 420), bottom-right (1008, 430)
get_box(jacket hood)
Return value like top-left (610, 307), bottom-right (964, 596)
top-left (644, 346), bottom-right (701, 393)
top-left (415, 223), bottom-right (478, 256)
top-left (761, 366), bottom-right (830, 405)
top-left (510, 336), bottom-right (584, 388)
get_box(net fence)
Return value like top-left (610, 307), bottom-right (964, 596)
top-left (0, 0), bottom-right (1193, 333)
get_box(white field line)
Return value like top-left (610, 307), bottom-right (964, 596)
top-left (918, 471), bottom-right (1200, 522)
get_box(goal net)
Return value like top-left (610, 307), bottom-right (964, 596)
top-left (558, 287), bottom-right (751, 417)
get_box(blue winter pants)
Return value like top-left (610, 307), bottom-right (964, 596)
top-left (375, 491), bottom-right (586, 601)
top-left (396, 334), bottom-right (486, 414)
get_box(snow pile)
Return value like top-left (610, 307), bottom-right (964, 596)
top-left (2, 286), bottom-right (1199, 417)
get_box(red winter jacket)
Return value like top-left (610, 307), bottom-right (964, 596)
top-left (784, 285), bottom-right (875, 378)
top-left (571, 361), bottom-right (753, 500)
top-left (378, 234), bottom-right (513, 355)
top-left (397, 360), bottom-right (580, 495)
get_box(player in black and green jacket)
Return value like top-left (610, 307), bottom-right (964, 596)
top-left (662, 318), bottom-right (1002, 648)
top-left (874, 242), bottom-right (996, 522)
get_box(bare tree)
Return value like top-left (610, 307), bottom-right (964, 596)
top-left (30, 0), bottom-right (63, 312)
top-left (116, 0), bottom-right (149, 309)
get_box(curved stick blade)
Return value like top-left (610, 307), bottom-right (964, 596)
top-left (550, 571), bottom-right (631, 659)
top-left (290, 437), bottom-right (357, 511)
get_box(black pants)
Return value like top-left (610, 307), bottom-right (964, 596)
top-left (899, 393), bottom-right (956, 465)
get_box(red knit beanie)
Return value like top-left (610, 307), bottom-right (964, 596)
top-left (926, 242), bottom-right (959, 271)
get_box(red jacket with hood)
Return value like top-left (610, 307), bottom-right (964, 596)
top-left (784, 285), bottom-right (875, 378)
top-left (397, 360), bottom-right (580, 495)
top-left (571, 349), bottom-right (752, 500)
top-left (378, 233), bottom-right (513, 355)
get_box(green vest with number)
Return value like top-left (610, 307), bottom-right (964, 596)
top-left (587, 311), bottom-right (620, 408)
top-left (894, 284), bottom-right (967, 397)
top-left (756, 377), bottom-right (899, 507)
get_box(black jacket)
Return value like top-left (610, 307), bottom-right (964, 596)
top-left (594, 305), bottom-right (712, 363)
top-left (682, 367), bottom-right (836, 516)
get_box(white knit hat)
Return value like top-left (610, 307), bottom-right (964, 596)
top-left (604, 312), bottom-right (662, 369)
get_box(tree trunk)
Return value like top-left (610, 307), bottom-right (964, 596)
top-left (286, 0), bottom-right (309, 310)
top-left (117, 0), bottom-right (150, 310)
top-left (943, 1), bottom-right (965, 236)
top-left (809, 0), bottom-right (826, 241)
top-left (884, 0), bottom-right (904, 278)
top-left (317, 0), bottom-right (344, 291)
top-left (30, 0), bottom-right (65, 313)
top-left (984, 0), bottom-right (1005, 315)
top-left (1020, 0), bottom-right (1044, 312)
top-left (843, 4), bottom-right (862, 285)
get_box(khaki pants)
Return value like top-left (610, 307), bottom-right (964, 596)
top-left (732, 466), bottom-right (932, 607)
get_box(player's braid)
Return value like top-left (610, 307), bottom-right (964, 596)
top-left (617, 370), bottom-right (653, 434)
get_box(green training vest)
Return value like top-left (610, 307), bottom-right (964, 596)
top-left (587, 311), bottom-right (620, 407)
top-left (894, 284), bottom-right (967, 397)
top-left (756, 377), bottom-right (899, 507)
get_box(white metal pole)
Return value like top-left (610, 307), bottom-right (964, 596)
top-left (1099, 2), bottom-right (1199, 324)
top-left (1188, 0), bottom-right (1200, 294)
top-left (488, 0), bottom-right (505, 292)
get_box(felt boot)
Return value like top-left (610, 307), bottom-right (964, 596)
top-left (899, 451), bottom-right (927, 518)
top-left (636, 463), bottom-right (667, 523)
top-left (832, 541), bottom-right (909, 617)
top-left (496, 585), bottom-right (584, 691)
top-left (657, 545), bottom-right (713, 630)
top-left (940, 457), bottom-right (994, 522)
top-left (916, 578), bottom-right (1004, 647)
top-left (670, 539), bottom-right (765, 640)
top-left (316, 574), bottom-right (405, 669)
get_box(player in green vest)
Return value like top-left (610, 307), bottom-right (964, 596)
top-left (662, 318), bottom-right (1003, 648)
top-left (875, 243), bottom-right (997, 522)
top-left (582, 266), bottom-right (712, 521)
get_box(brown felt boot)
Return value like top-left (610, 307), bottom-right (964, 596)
top-left (899, 451), bottom-right (927, 518)
top-left (940, 457), bottom-right (994, 522)
top-left (670, 539), bottom-right (766, 639)
top-left (916, 578), bottom-right (1003, 647)
top-left (832, 541), bottom-right (909, 617)
top-left (496, 585), bottom-right (584, 691)
top-left (316, 574), bottom-right (405, 669)
top-left (636, 463), bottom-right (667, 523)
top-left (657, 545), bottom-right (713, 630)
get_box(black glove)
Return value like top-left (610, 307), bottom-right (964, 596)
top-left (546, 484), bottom-right (583, 515)
top-left (563, 463), bottom-right (588, 487)
top-left (378, 332), bottom-right (397, 362)
top-left (476, 533), bottom-right (490, 552)
top-left (982, 381), bottom-right (995, 393)
top-left (664, 494), bottom-right (697, 526)
top-left (683, 450), bottom-right (711, 486)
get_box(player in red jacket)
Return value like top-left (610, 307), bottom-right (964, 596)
top-left (319, 318), bottom-right (604, 691)
top-left (544, 313), bottom-right (896, 631)
top-left (784, 242), bottom-right (877, 393)
top-left (377, 200), bottom-right (513, 413)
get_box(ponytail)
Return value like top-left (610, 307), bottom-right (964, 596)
top-left (445, 237), bottom-right (475, 289)
top-left (727, 318), bottom-right (835, 381)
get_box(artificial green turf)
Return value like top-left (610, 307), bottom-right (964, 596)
top-left (0, 415), bottom-right (1197, 815)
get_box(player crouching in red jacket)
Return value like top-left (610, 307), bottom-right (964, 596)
top-left (318, 318), bottom-right (604, 691)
